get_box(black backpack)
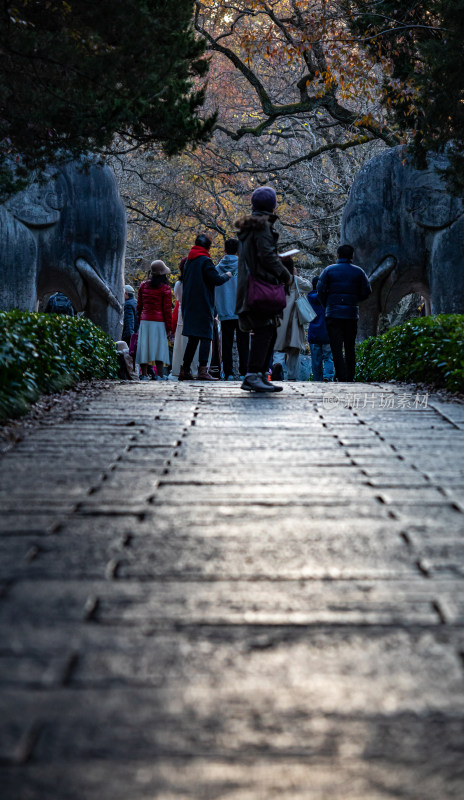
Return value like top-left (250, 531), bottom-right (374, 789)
top-left (47, 293), bottom-right (74, 315)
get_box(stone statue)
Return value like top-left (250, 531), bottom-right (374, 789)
top-left (341, 147), bottom-right (464, 338)
top-left (0, 159), bottom-right (126, 340)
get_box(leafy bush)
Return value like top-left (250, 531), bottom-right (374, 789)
top-left (0, 311), bottom-right (118, 420)
top-left (356, 314), bottom-right (464, 392)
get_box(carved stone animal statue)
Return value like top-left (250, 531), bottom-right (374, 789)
top-left (0, 159), bottom-right (126, 339)
top-left (341, 147), bottom-right (464, 338)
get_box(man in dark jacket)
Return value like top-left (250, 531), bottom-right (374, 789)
top-left (307, 276), bottom-right (334, 382)
top-left (317, 244), bottom-right (371, 382)
top-left (122, 284), bottom-right (138, 346)
top-left (180, 233), bottom-right (232, 381)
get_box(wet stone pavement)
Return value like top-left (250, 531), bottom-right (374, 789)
top-left (1, 380), bottom-right (464, 799)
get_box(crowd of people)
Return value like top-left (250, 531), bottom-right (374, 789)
top-left (119, 185), bottom-right (372, 392)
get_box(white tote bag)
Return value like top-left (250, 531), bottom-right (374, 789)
top-left (295, 277), bottom-right (317, 325)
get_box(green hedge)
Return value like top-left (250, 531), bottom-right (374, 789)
top-left (0, 311), bottom-right (118, 420)
top-left (356, 314), bottom-right (464, 392)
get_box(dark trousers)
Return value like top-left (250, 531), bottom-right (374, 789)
top-left (326, 318), bottom-right (358, 382)
top-left (248, 326), bottom-right (277, 375)
top-left (221, 319), bottom-right (250, 377)
top-left (182, 336), bottom-right (211, 370)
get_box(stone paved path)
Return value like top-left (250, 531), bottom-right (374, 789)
top-left (1, 381), bottom-right (464, 799)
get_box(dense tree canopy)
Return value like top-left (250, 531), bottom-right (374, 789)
top-left (343, 0), bottom-right (464, 192)
top-left (0, 0), bottom-right (214, 198)
top-left (119, 1), bottom-right (393, 277)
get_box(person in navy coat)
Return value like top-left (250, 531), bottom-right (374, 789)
top-left (317, 245), bottom-right (371, 381)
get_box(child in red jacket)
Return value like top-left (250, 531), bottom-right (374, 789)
top-left (136, 260), bottom-right (173, 380)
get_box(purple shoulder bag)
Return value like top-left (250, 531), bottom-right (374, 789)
top-left (246, 263), bottom-right (287, 315)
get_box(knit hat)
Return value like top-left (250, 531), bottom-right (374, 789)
top-left (251, 186), bottom-right (277, 213)
top-left (124, 284), bottom-right (135, 294)
top-left (150, 260), bottom-right (170, 275)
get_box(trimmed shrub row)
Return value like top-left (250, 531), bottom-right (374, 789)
top-left (0, 311), bottom-right (118, 420)
top-left (356, 314), bottom-right (464, 392)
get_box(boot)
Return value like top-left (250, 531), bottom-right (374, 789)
top-left (241, 373), bottom-right (275, 392)
top-left (260, 373), bottom-right (283, 392)
top-left (178, 365), bottom-right (194, 381)
top-left (196, 365), bottom-right (218, 381)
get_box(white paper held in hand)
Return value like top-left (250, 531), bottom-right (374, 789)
top-left (278, 248), bottom-right (300, 259)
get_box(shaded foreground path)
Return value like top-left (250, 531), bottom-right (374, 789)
top-left (1, 381), bottom-right (464, 799)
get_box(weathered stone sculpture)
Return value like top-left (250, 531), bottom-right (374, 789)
top-left (341, 147), bottom-right (464, 338)
top-left (0, 159), bottom-right (126, 340)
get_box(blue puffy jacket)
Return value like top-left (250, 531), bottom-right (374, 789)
top-left (317, 259), bottom-right (371, 319)
top-left (123, 296), bottom-right (138, 340)
top-left (307, 291), bottom-right (330, 344)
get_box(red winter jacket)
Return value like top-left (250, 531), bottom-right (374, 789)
top-left (137, 281), bottom-right (173, 330)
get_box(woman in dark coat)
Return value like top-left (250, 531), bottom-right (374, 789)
top-left (235, 186), bottom-right (292, 393)
top-left (179, 233), bottom-right (232, 381)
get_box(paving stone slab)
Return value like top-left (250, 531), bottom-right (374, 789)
top-left (434, 595), bottom-right (464, 625)
top-left (143, 502), bottom-right (395, 525)
top-left (0, 514), bottom-right (60, 536)
top-left (365, 477), bottom-right (433, 488)
top-left (0, 533), bottom-right (131, 580)
top-left (116, 530), bottom-right (414, 581)
top-left (57, 514), bottom-right (401, 541)
top-left (1, 628), bottom-right (462, 716)
top-left (3, 758), bottom-right (463, 800)
top-left (391, 503), bottom-right (464, 523)
top-left (1, 688), bottom-right (464, 767)
top-left (0, 578), bottom-right (453, 627)
top-left (0, 478), bottom-right (97, 495)
top-left (169, 453), bottom-right (355, 468)
top-left (153, 482), bottom-right (378, 506)
top-left (120, 447), bottom-right (176, 463)
top-left (157, 468), bottom-right (366, 485)
top-left (376, 487), bottom-right (448, 504)
top-left (444, 486), bottom-right (464, 506)
top-left (52, 629), bottom-right (464, 714)
top-left (0, 501), bottom-right (78, 515)
top-left (0, 518), bottom-right (414, 579)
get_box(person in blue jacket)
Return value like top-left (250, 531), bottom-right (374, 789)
top-left (215, 238), bottom-right (250, 380)
top-left (122, 284), bottom-right (138, 346)
top-left (317, 244), bottom-right (371, 381)
top-left (307, 276), bottom-right (334, 382)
